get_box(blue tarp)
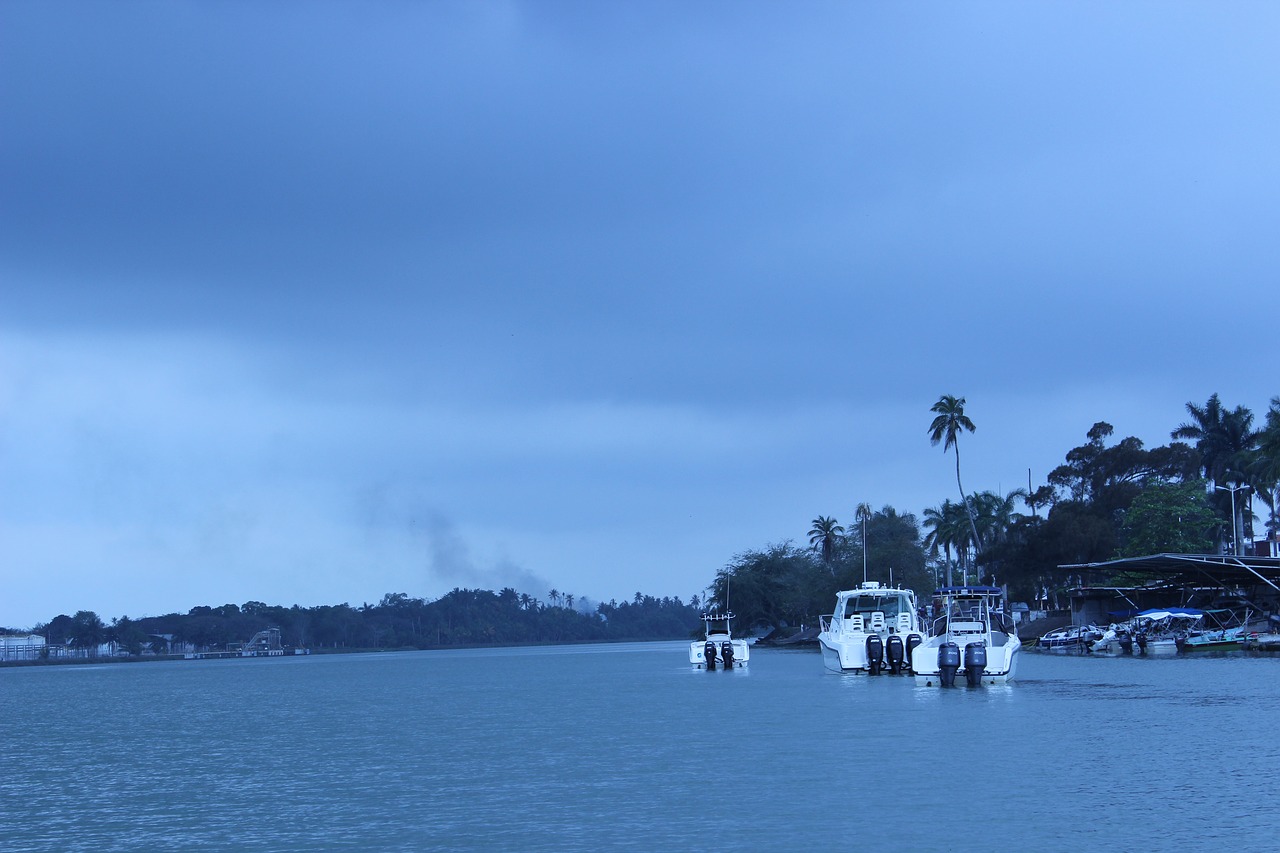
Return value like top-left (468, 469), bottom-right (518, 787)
top-left (934, 586), bottom-right (1002, 596)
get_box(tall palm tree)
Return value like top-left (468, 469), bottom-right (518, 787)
top-left (928, 394), bottom-right (982, 553)
top-left (808, 516), bottom-right (845, 568)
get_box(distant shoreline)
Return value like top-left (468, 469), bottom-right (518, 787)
top-left (0, 636), bottom-right (696, 668)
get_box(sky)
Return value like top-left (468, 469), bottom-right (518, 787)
top-left (2, 2), bottom-right (1278, 629)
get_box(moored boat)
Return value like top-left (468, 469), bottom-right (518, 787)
top-left (1243, 632), bottom-right (1280, 651)
top-left (912, 586), bottom-right (1020, 687)
top-left (1035, 623), bottom-right (1103, 652)
top-left (1130, 608), bottom-right (1203, 655)
top-left (817, 582), bottom-right (925, 675)
top-left (690, 609), bottom-right (750, 669)
top-left (1177, 626), bottom-right (1247, 652)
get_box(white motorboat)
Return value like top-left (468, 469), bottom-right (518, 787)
top-left (1035, 623), bottom-right (1103, 652)
top-left (912, 586), bottom-right (1020, 687)
top-left (817, 581), bottom-right (926, 675)
top-left (690, 609), bottom-right (749, 669)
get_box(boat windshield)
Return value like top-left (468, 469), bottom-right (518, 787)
top-left (930, 594), bottom-right (1014, 635)
top-left (842, 593), bottom-right (906, 620)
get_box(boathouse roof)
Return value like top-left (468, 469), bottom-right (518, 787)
top-left (1060, 554), bottom-right (1280, 593)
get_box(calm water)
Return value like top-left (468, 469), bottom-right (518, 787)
top-left (2, 643), bottom-right (1276, 852)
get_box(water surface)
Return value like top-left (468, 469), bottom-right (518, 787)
top-left (2, 644), bottom-right (1273, 851)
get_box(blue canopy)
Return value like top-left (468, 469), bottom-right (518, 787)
top-left (1136, 607), bottom-right (1203, 619)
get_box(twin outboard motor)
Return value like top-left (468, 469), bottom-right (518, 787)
top-left (937, 642), bottom-right (960, 687)
top-left (963, 642), bottom-right (987, 687)
top-left (704, 640), bottom-right (718, 669)
top-left (865, 633), bottom-right (884, 675)
top-left (905, 634), bottom-right (923, 674)
top-left (720, 641), bottom-right (735, 668)
top-left (885, 634), bottom-right (905, 675)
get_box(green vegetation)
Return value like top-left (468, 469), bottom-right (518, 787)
top-left (32, 590), bottom-right (702, 657)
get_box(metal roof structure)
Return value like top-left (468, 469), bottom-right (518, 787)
top-left (1060, 553), bottom-right (1280, 593)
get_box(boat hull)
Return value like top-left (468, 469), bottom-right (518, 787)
top-left (817, 583), bottom-right (926, 675)
top-left (818, 633), bottom-right (872, 673)
top-left (912, 637), bottom-right (1020, 686)
top-left (690, 635), bottom-right (749, 669)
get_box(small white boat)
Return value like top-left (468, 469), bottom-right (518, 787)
top-left (912, 586), bottom-right (1020, 687)
top-left (817, 582), bottom-right (926, 675)
top-left (690, 609), bottom-right (749, 669)
top-left (1036, 623), bottom-right (1103, 652)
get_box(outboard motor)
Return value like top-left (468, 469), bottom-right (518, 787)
top-left (964, 642), bottom-right (987, 687)
top-left (1136, 631), bottom-right (1148, 655)
top-left (865, 633), bottom-right (884, 675)
top-left (703, 640), bottom-right (718, 669)
top-left (1174, 632), bottom-right (1187, 654)
top-left (1118, 633), bottom-right (1133, 655)
top-left (905, 634), bottom-right (923, 674)
top-left (937, 642), bottom-right (960, 687)
top-left (885, 633), bottom-right (905, 675)
top-left (720, 641), bottom-right (735, 668)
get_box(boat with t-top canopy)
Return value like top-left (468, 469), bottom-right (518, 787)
top-left (912, 586), bottom-right (1020, 686)
top-left (817, 582), bottom-right (926, 675)
top-left (689, 609), bottom-right (749, 669)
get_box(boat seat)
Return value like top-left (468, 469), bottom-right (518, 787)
top-left (869, 612), bottom-right (886, 631)
top-left (848, 614), bottom-right (864, 632)
top-left (896, 613), bottom-right (912, 633)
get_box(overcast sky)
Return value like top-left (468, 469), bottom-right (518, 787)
top-left (2, 2), bottom-right (1277, 629)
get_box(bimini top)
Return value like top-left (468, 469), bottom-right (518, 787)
top-left (1136, 607), bottom-right (1203, 620)
top-left (934, 585), bottom-right (1002, 597)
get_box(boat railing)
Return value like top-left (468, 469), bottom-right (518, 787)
top-left (819, 614), bottom-right (833, 633)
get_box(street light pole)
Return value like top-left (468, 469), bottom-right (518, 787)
top-left (1215, 484), bottom-right (1252, 556)
top-left (862, 511), bottom-right (867, 584)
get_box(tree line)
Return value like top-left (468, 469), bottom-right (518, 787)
top-left (24, 589), bottom-right (705, 658)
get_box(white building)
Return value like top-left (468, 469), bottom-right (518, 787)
top-left (0, 634), bottom-right (47, 662)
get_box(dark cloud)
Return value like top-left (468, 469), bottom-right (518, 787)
top-left (2, 2), bottom-right (1278, 626)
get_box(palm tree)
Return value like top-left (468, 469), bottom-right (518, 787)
top-left (1255, 397), bottom-right (1280, 537)
top-left (808, 516), bottom-right (845, 568)
top-left (971, 489), bottom-right (1026, 550)
top-left (1172, 394), bottom-right (1228, 484)
top-left (1174, 394), bottom-right (1260, 548)
top-left (928, 394), bottom-right (982, 553)
top-left (923, 499), bottom-right (973, 586)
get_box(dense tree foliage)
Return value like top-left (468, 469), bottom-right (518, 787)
top-left (32, 588), bottom-right (701, 656)
top-left (1120, 480), bottom-right (1218, 556)
top-left (705, 505), bottom-right (933, 635)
